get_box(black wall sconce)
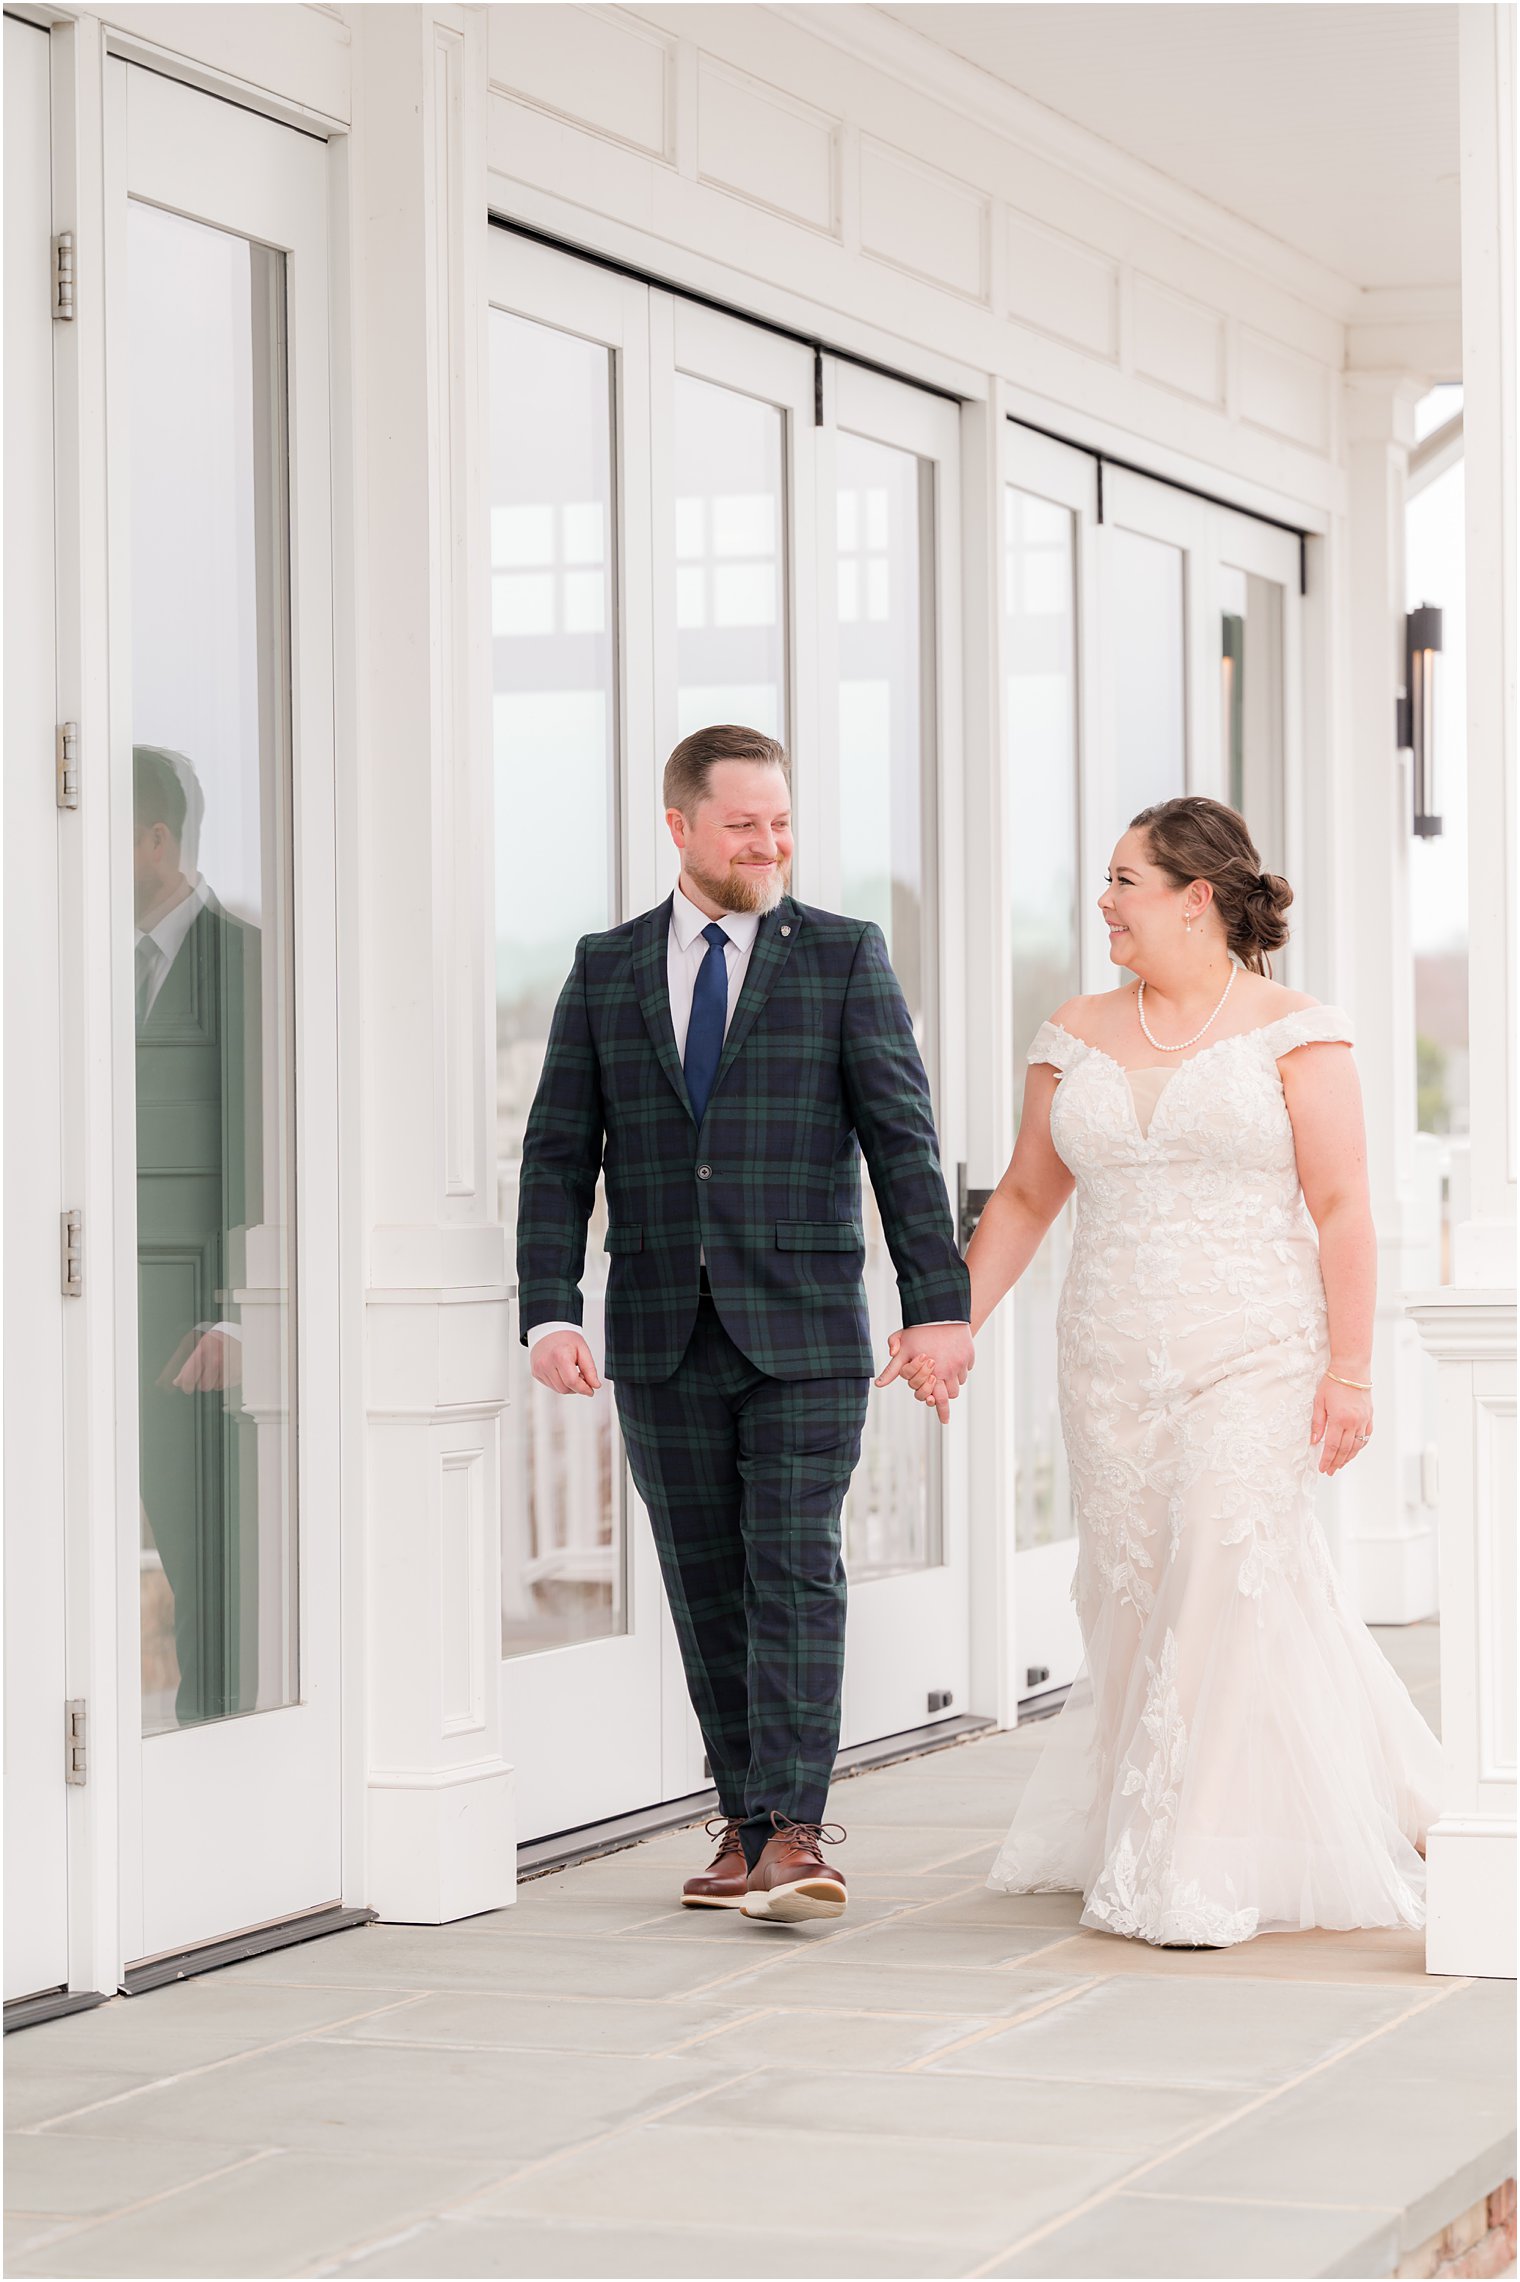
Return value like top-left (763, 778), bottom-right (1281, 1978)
top-left (1397, 602), bottom-right (1444, 837)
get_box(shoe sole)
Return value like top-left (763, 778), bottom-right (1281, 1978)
top-left (741, 1878), bottom-right (847, 1924)
top-left (680, 1892), bottom-right (748, 1909)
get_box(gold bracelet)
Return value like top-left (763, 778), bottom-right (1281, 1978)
top-left (1326, 1370), bottom-right (1373, 1391)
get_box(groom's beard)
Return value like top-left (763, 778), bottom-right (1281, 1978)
top-left (682, 853), bottom-right (790, 916)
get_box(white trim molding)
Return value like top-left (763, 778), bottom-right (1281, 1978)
top-left (1409, 1289), bottom-right (1517, 1979)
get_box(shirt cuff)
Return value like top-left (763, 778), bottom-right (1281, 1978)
top-left (526, 1319), bottom-right (580, 1351)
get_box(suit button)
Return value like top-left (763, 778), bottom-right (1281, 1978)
top-left (696, 1164), bottom-right (712, 1180)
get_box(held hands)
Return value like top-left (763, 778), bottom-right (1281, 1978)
top-left (531, 1330), bottom-right (602, 1397)
top-left (1311, 1371), bottom-right (1373, 1475)
top-left (876, 1323), bottom-right (974, 1425)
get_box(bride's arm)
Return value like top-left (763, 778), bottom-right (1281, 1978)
top-left (965, 1064), bottom-right (1075, 1336)
top-left (1282, 1041), bottom-right (1377, 1473)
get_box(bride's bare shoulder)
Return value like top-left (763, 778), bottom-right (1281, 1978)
top-left (1048, 987), bottom-right (1137, 1048)
top-left (1234, 976), bottom-right (1320, 1021)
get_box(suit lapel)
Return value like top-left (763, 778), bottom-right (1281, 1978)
top-left (632, 896), bottom-right (694, 1122)
top-left (710, 898), bottom-right (799, 1094)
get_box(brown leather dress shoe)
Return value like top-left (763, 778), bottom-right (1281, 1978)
top-left (740, 1817), bottom-right (847, 1923)
top-left (681, 1816), bottom-right (750, 1909)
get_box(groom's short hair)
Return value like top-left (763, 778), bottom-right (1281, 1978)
top-left (663, 725), bottom-right (789, 818)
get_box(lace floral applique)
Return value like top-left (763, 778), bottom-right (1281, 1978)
top-left (1085, 1631), bottom-right (1259, 1947)
top-left (995, 1008), bottom-right (1442, 1948)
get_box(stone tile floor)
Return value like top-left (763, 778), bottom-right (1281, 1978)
top-left (6, 1621), bottom-right (1514, 2281)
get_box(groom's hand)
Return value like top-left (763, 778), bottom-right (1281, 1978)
top-left (875, 1323), bottom-right (974, 1425)
top-left (530, 1330), bottom-right (602, 1397)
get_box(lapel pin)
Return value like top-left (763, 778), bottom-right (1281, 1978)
top-left (780, 925), bottom-right (791, 937)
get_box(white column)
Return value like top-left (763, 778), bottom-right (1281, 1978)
top-left (354, 6), bottom-right (515, 1921)
top-left (1410, 0), bottom-right (1517, 1982)
top-left (1335, 372), bottom-right (1439, 1622)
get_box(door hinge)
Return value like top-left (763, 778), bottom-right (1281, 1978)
top-left (52, 232), bottom-right (75, 322)
top-left (65, 1700), bottom-right (87, 1785)
top-left (926, 1689), bottom-right (954, 1713)
top-left (56, 722), bottom-right (79, 809)
top-left (60, 1209), bottom-right (82, 1296)
top-left (1025, 1665), bottom-right (1051, 1690)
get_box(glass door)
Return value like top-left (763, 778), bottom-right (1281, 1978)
top-left (1099, 464), bottom-right (1298, 902)
top-left (4, 14), bottom-right (70, 2003)
top-left (109, 62), bottom-right (340, 1963)
top-left (1209, 508), bottom-right (1299, 890)
top-left (488, 235), bottom-right (669, 1842)
top-left (824, 362), bottom-right (969, 1750)
top-left (1003, 421), bottom-right (1299, 1716)
top-left (488, 236), bottom-right (974, 1828)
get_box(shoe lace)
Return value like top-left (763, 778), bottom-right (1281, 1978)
top-left (767, 1812), bottom-right (846, 1855)
top-left (704, 1815), bottom-right (746, 1853)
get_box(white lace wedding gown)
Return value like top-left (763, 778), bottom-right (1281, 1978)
top-left (987, 1006), bottom-right (1444, 1947)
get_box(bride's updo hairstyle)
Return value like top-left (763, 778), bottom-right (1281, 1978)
top-left (1129, 796), bottom-right (1293, 976)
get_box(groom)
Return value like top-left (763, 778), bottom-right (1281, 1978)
top-left (518, 725), bottom-right (972, 1923)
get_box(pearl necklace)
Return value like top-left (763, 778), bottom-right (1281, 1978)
top-left (1137, 966), bottom-right (1237, 1053)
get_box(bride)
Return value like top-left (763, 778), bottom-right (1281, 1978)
top-left (909, 796), bottom-right (1442, 1948)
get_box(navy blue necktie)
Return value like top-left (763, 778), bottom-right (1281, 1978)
top-left (683, 921), bottom-right (730, 1126)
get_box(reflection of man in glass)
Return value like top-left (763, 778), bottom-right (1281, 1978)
top-left (134, 745), bottom-right (260, 1725)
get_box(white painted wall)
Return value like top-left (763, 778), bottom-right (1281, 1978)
top-left (483, 3), bottom-right (1350, 513)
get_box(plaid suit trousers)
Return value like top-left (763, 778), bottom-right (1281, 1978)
top-left (615, 1295), bottom-right (870, 1863)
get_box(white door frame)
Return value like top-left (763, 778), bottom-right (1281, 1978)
top-left (4, 13), bottom-right (72, 2006)
top-left (103, 58), bottom-right (341, 1964)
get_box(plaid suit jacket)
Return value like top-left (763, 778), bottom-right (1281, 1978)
top-left (516, 893), bottom-right (970, 1383)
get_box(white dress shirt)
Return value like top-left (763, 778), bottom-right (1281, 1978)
top-left (526, 879), bottom-right (961, 1352)
top-left (665, 875), bottom-right (761, 1061)
top-left (527, 882), bottom-right (758, 1351)
top-left (135, 874), bottom-right (210, 1019)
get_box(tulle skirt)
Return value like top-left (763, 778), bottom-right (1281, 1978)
top-left (988, 1384), bottom-right (1444, 1947)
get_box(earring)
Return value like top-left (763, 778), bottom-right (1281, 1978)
top-left (1184, 915), bottom-right (1192, 933)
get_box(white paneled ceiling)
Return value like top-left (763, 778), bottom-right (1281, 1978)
top-left (879, 3), bottom-right (1460, 291)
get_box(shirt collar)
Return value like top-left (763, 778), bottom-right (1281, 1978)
top-left (671, 877), bottom-right (761, 953)
top-left (139, 875), bottom-right (209, 964)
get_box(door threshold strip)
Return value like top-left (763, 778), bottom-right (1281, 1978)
top-left (1018, 1683), bottom-right (1073, 1725)
top-left (121, 1905), bottom-right (376, 1996)
top-left (4, 1987), bottom-right (111, 2036)
top-left (517, 1712), bottom-right (997, 1882)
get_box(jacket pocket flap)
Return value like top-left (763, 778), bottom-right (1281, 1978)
top-left (603, 1225), bottom-right (643, 1253)
top-left (775, 1220), bottom-right (862, 1252)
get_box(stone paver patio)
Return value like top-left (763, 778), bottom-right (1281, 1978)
top-left (6, 1622), bottom-right (1514, 2280)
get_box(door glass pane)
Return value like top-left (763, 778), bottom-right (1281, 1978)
top-left (1109, 524), bottom-right (1185, 825)
top-left (490, 309), bottom-right (624, 1658)
top-left (129, 201), bottom-right (297, 1734)
top-left (1220, 564), bottom-right (1285, 869)
top-left (1005, 487), bottom-right (1078, 1554)
top-left (673, 374), bottom-right (786, 743)
top-left (835, 431), bottom-right (940, 1579)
